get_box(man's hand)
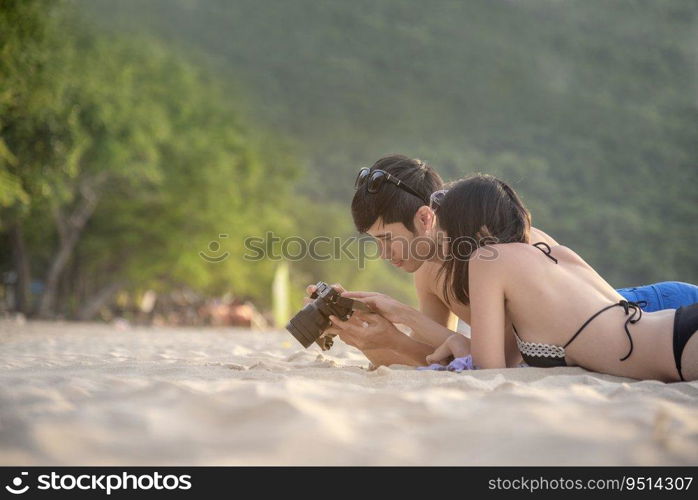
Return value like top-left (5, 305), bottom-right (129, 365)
top-left (328, 310), bottom-right (402, 352)
top-left (304, 282), bottom-right (346, 304)
top-left (425, 333), bottom-right (470, 365)
top-left (340, 291), bottom-right (411, 324)
top-left (304, 283), bottom-right (345, 337)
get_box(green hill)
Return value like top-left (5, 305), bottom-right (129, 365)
top-left (81, 0), bottom-right (698, 287)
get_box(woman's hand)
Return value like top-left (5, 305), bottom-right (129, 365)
top-left (425, 333), bottom-right (470, 365)
top-left (340, 291), bottom-right (411, 325)
top-left (328, 310), bottom-right (402, 352)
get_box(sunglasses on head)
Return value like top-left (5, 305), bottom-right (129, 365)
top-left (429, 189), bottom-right (448, 211)
top-left (354, 167), bottom-right (429, 205)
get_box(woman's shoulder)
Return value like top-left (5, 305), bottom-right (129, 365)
top-left (471, 241), bottom-right (533, 259)
top-left (471, 242), bottom-right (575, 265)
top-left (468, 243), bottom-right (526, 273)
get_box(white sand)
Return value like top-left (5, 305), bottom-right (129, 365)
top-left (0, 319), bottom-right (696, 465)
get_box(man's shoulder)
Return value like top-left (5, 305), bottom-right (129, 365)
top-left (414, 261), bottom-right (443, 293)
top-left (414, 261), bottom-right (442, 281)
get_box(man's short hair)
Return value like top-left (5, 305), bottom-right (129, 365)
top-left (351, 154), bottom-right (444, 233)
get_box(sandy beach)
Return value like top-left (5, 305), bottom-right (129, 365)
top-left (0, 319), bottom-right (696, 466)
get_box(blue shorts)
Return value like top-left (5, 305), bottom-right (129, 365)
top-left (616, 281), bottom-right (698, 312)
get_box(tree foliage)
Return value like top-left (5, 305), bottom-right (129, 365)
top-left (0, 0), bottom-right (301, 318)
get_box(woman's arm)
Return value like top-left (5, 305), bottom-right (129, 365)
top-left (468, 250), bottom-right (507, 369)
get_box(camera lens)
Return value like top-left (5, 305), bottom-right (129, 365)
top-left (286, 319), bottom-right (316, 348)
top-left (286, 303), bottom-right (331, 348)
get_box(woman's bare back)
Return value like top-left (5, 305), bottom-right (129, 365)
top-left (498, 243), bottom-right (679, 381)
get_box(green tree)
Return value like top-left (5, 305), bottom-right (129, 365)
top-left (1, 1), bottom-right (299, 319)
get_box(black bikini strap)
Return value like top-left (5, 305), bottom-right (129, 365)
top-left (618, 300), bottom-right (646, 361)
top-left (563, 299), bottom-right (647, 361)
top-left (532, 242), bottom-right (558, 264)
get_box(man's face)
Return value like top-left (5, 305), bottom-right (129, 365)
top-left (366, 216), bottom-right (433, 273)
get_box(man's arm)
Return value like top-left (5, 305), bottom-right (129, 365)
top-left (413, 290), bottom-right (459, 347)
top-left (411, 265), bottom-right (467, 348)
top-left (402, 305), bottom-right (468, 351)
top-left (361, 348), bottom-right (420, 368)
top-left (416, 285), bottom-right (450, 327)
top-left (389, 330), bottom-right (437, 365)
top-left (342, 289), bottom-right (467, 352)
top-left (329, 311), bottom-right (434, 367)
top-left (414, 264), bottom-right (450, 326)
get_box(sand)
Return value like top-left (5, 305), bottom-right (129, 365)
top-left (0, 319), bottom-right (696, 465)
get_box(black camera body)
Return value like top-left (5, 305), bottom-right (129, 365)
top-left (286, 281), bottom-right (365, 350)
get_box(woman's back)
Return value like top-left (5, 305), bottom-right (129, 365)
top-left (495, 243), bottom-right (678, 380)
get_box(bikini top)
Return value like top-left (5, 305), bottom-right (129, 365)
top-left (512, 242), bottom-right (645, 368)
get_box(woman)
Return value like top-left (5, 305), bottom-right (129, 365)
top-left (425, 174), bottom-right (698, 382)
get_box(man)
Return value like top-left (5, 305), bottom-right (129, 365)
top-left (310, 154), bottom-right (698, 367)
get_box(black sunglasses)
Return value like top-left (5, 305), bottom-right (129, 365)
top-left (429, 189), bottom-right (448, 211)
top-left (354, 167), bottom-right (429, 205)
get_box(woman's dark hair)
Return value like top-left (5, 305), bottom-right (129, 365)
top-left (351, 154), bottom-right (443, 233)
top-left (437, 174), bottom-right (531, 305)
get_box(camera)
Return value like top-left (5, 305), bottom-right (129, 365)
top-left (286, 281), bottom-right (367, 350)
